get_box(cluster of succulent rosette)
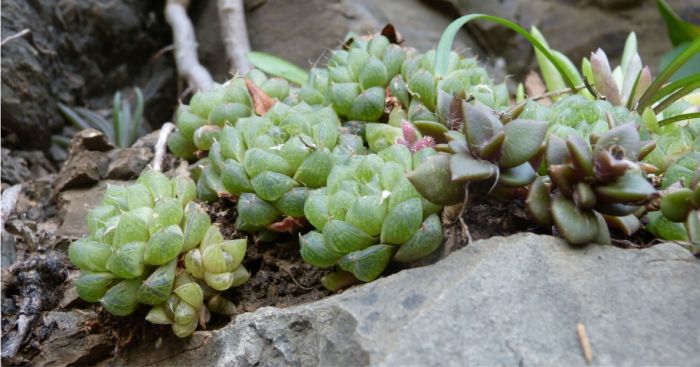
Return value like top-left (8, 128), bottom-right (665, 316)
top-left (71, 18), bottom-right (698, 338)
top-left (69, 170), bottom-right (247, 337)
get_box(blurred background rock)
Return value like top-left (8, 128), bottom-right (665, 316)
top-left (2, 0), bottom-right (697, 181)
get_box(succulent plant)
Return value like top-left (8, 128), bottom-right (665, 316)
top-left (639, 99), bottom-right (700, 240)
top-left (518, 94), bottom-right (641, 141)
top-left (526, 122), bottom-right (657, 245)
top-left (56, 87), bottom-right (145, 151)
top-left (408, 101), bottom-right (548, 206)
top-left (167, 70), bottom-right (294, 160)
top-left (195, 101), bottom-right (365, 234)
top-left (300, 146), bottom-right (443, 290)
top-left (658, 168), bottom-right (700, 248)
top-left (299, 32), bottom-right (510, 150)
top-left (68, 170), bottom-right (246, 337)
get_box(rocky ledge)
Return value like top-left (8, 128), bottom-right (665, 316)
top-left (117, 233), bottom-right (700, 366)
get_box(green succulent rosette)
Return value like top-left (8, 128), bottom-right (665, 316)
top-left (299, 33), bottom-right (510, 149)
top-left (68, 170), bottom-right (246, 338)
top-left (519, 94), bottom-right (643, 142)
top-left (300, 145), bottom-right (443, 289)
top-left (657, 168), bottom-right (700, 248)
top-left (524, 122), bottom-right (656, 245)
top-left (167, 70), bottom-right (294, 159)
top-left (195, 101), bottom-right (366, 233)
top-left (409, 101), bottom-right (549, 206)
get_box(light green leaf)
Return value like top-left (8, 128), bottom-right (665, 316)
top-left (246, 51), bottom-right (309, 86)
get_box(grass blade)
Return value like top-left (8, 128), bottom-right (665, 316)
top-left (626, 69), bottom-right (643, 110)
top-left (113, 92), bottom-right (122, 147)
top-left (246, 51), bottom-right (309, 85)
top-left (51, 135), bottom-right (72, 148)
top-left (657, 112), bottom-right (700, 127)
top-left (653, 80), bottom-right (700, 114)
top-left (74, 107), bottom-right (115, 142)
top-left (656, 0), bottom-right (700, 47)
top-left (435, 14), bottom-right (577, 90)
top-left (649, 73), bottom-right (700, 104)
top-left (57, 102), bottom-right (91, 131)
top-left (636, 38), bottom-right (700, 112)
top-left (130, 88), bottom-right (144, 146)
top-left (119, 101), bottom-right (132, 148)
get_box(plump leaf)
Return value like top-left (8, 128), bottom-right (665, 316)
top-left (499, 119), bottom-right (548, 168)
top-left (381, 198), bottom-right (423, 245)
top-left (526, 177), bottom-right (552, 226)
top-left (75, 272), bottom-right (115, 302)
top-left (304, 191), bottom-right (330, 230)
top-left (68, 239), bottom-right (112, 272)
top-left (101, 279), bottom-right (140, 316)
top-left (551, 195), bottom-right (598, 245)
top-left (346, 194), bottom-right (388, 237)
top-left (106, 242), bottom-right (146, 279)
top-left (323, 219), bottom-right (377, 254)
top-left (660, 188), bottom-right (693, 222)
top-left (408, 154), bottom-right (465, 206)
top-left (498, 162), bottom-right (537, 187)
top-left (251, 171), bottom-right (298, 201)
top-left (338, 245), bottom-right (395, 282)
top-left (300, 231), bottom-right (343, 268)
top-left (237, 193), bottom-right (280, 227)
top-left (394, 214), bottom-right (443, 263)
top-left (145, 225), bottom-right (184, 266)
top-left (294, 150), bottom-right (335, 188)
top-left (137, 259), bottom-right (177, 305)
top-left (594, 169), bottom-right (655, 202)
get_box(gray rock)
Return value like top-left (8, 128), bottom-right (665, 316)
top-left (106, 147), bottom-right (153, 180)
top-left (1, 1), bottom-right (173, 151)
top-left (121, 233), bottom-right (700, 366)
top-left (56, 180), bottom-right (129, 240)
top-left (449, 0), bottom-right (699, 76)
top-left (1, 231), bottom-right (16, 269)
top-left (30, 310), bottom-right (113, 367)
top-left (197, 0), bottom-right (477, 81)
top-left (1, 149), bottom-right (56, 185)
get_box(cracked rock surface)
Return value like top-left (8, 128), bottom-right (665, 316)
top-left (119, 233), bottom-right (700, 366)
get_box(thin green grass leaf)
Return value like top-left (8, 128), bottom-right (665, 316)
top-left (658, 112), bottom-right (700, 127)
top-left (113, 92), bottom-right (122, 147)
top-left (651, 73), bottom-right (700, 103)
top-left (74, 107), bottom-right (115, 142)
top-left (51, 135), bottom-right (72, 148)
top-left (119, 101), bottom-right (132, 148)
top-left (626, 69), bottom-right (643, 110)
top-left (435, 14), bottom-right (577, 90)
top-left (131, 88), bottom-right (144, 145)
top-left (656, 0), bottom-right (700, 47)
top-left (57, 103), bottom-right (92, 131)
top-left (636, 38), bottom-right (700, 112)
top-left (653, 80), bottom-right (700, 114)
top-left (246, 51), bottom-right (309, 85)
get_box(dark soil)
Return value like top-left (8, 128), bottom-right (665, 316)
top-left (209, 200), bottom-right (332, 315)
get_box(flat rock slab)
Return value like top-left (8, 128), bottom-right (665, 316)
top-left (127, 233), bottom-right (700, 366)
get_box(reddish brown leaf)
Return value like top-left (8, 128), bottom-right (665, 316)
top-left (245, 78), bottom-right (276, 116)
top-left (266, 216), bottom-right (308, 234)
top-left (380, 24), bottom-right (403, 44)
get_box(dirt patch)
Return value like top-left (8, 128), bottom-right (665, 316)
top-left (209, 200), bottom-right (332, 315)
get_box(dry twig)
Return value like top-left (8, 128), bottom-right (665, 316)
top-left (218, 0), bottom-right (252, 74)
top-left (151, 122), bottom-right (176, 172)
top-left (577, 322), bottom-right (593, 364)
top-left (1, 29), bottom-right (30, 47)
top-left (165, 0), bottom-right (213, 91)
